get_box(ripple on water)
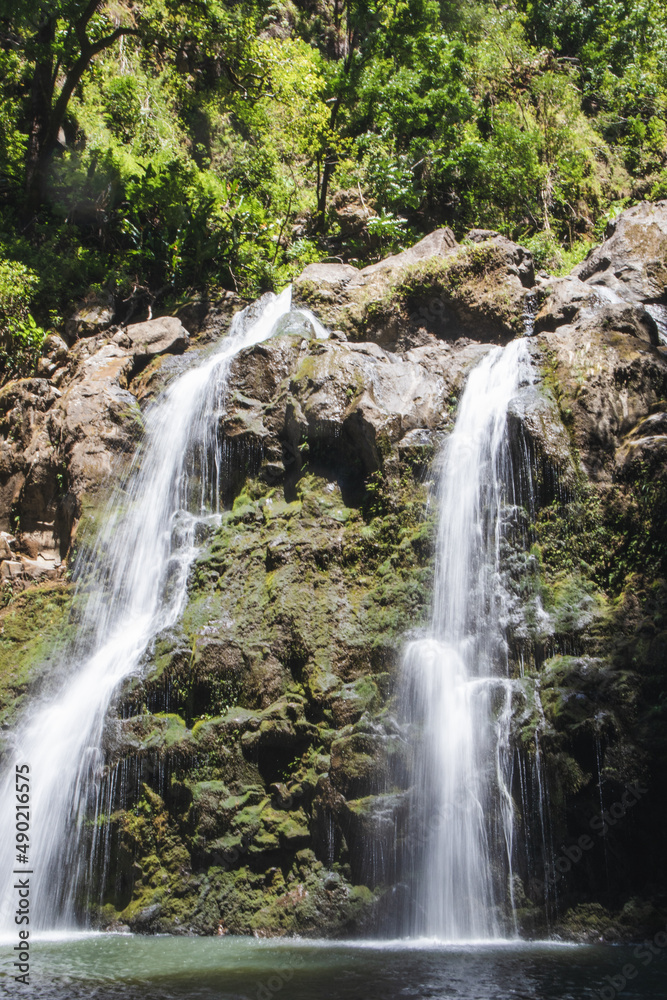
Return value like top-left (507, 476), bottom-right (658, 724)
top-left (1, 936), bottom-right (666, 1000)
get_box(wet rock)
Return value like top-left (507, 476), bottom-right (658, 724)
top-left (241, 698), bottom-right (318, 755)
top-left (330, 732), bottom-right (386, 799)
top-left (532, 203), bottom-right (667, 480)
top-left (534, 314), bottom-right (667, 479)
top-left (507, 377), bottom-right (577, 492)
top-left (533, 275), bottom-right (601, 332)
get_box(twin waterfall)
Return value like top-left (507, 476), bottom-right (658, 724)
top-left (0, 289), bottom-right (533, 939)
top-left (401, 339), bottom-right (531, 940)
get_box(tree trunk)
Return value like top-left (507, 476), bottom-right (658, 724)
top-left (317, 156), bottom-right (336, 229)
top-left (23, 2), bottom-right (132, 218)
top-left (24, 16), bottom-right (56, 215)
top-left (316, 95), bottom-right (343, 230)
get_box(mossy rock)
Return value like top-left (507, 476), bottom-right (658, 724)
top-left (0, 580), bottom-right (75, 729)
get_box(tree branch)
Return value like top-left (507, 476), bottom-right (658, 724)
top-left (47, 26), bottom-right (140, 150)
top-left (87, 24), bottom-right (140, 59)
top-left (75, 0), bottom-right (103, 48)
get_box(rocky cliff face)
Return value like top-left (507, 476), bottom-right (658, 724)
top-left (1, 204), bottom-right (666, 940)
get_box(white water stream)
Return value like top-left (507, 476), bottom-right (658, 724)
top-left (0, 287), bottom-right (325, 930)
top-left (402, 338), bottom-right (532, 940)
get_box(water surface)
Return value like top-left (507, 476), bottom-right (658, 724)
top-left (1, 935), bottom-right (665, 1000)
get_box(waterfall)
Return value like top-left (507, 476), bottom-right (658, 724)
top-left (401, 337), bottom-right (532, 940)
top-left (0, 287), bottom-right (324, 931)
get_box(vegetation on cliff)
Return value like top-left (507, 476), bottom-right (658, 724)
top-left (1, 0), bottom-right (667, 373)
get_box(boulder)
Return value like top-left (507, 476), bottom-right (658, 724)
top-left (42, 334), bottom-right (69, 364)
top-left (534, 313), bottom-right (667, 480)
top-left (54, 342), bottom-right (138, 497)
top-left (220, 329), bottom-right (491, 489)
top-left (295, 229), bottom-right (534, 349)
top-left (533, 202), bottom-right (667, 479)
top-left (573, 199), bottom-right (667, 305)
top-left (534, 275), bottom-right (601, 332)
top-left (125, 316), bottom-right (190, 359)
top-left (65, 292), bottom-right (114, 342)
top-left (295, 262), bottom-right (358, 301)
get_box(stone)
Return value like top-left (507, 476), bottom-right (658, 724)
top-left (507, 378), bottom-right (577, 486)
top-left (293, 229), bottom-right (457, 333)
top-left (65, 293), bottom-right (114, 342)
top-left (241, 698), bottom-right (318, 755)
top-left (466, 228), bottom-right (501, 242)
top-left (330, 732), bottom-right (386, 799)
top-left (294, 262), bottom-right (359, 302)
top-left (0, 560), bottom-right (22, 580)
top-left (296, 229), bottom-right (535, 349)
top-left (55, 344), bottom-right (138, 498)
top-left (20, 554), bottom-right (60, 580)
top-left (0, 532), bottom-right (15, 559)
top-left (36, 358), bottom-right (57, 378)
top-left (532, 207), bottom-right (667, 479)
top-left (533, 275), bottom-right (600, 332)
top-left (220, 330), bottom-right (493, 493)
top-left (42, 334), bottom-right (69, 364)
top-left (125, 316), bottom-right (190, 359)
top-left (0, 322), bottom-right (168, 566)
top-left (573, 199), bottom-right (667, 305)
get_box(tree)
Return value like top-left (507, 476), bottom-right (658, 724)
top-left (0, 1), bottom-right (140, 213)
top-left (312, 0), bottom-right (444, 228)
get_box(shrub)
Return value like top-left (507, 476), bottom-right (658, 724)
top-left (0, 259), bottom-right (46, 380)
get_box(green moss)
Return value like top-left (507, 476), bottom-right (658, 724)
top-left (0, 580), bottom-right (75, 728)
top-left (559, 902), bottom-right (615, 939)
top-left (102, 442), bottom-right (436, 932)
top-left (343, 242), bottom-right (524, 340)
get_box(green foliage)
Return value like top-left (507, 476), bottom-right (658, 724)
top-left (0, 0), bottom-right (664, 354)
top-left (0, 258), bottom-right (45, 378)
top-left (519, 0), bottom-right (667, 174)
top-left (523, 231), bottom-right (592, 274)
top-left (366, 211), bottom-right (410, 253)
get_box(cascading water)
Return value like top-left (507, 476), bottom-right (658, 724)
top-left (401, 337), bottom-right (532, 940)
top-left (0, 287), bottom-right (325, 931)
